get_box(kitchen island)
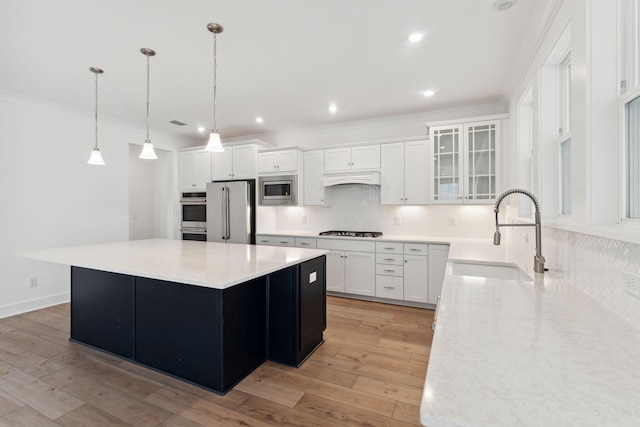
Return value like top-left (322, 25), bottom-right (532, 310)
top-left (21, 239), bottom-right (328, 394)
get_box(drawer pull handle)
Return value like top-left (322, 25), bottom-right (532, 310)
top-left (383, 286), bottom-right (395, 289)
top-left (260, 240), bottom-right (269, 243)
top-left (383, 258), bottom-right (395, 261)
top-left (300, 242), bottom-right (310, 245)
top-left (383, 247), bottom-right (396, 250)
top-left (410, 248), bottom-right (422, 252)
top-left (383, 269), bottom-right (395, 272)
top-left (279, 241), bottom-right (289, 244)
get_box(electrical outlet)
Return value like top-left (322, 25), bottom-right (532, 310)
top-left (394, 215), bottom-right (402, 225)
top-left (623, 270), bottom-right (640, 297)
top-left (300, 214), bottom-right (307, 223)
top-left (448, 216), bottom-right (457, 227)
top-left (29, 277), bottom-right (38, 288)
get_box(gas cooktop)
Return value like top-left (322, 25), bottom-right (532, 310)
top-left (319, 230), bottom-right (383, 238)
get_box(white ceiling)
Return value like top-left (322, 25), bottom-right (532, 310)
top-left (0, 0), bottom-right (537, 144)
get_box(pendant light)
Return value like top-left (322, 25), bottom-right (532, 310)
top-left (87, 67), bottom-right (105, 165)
top-left (139, 48), bottom-right (158, 159)
top-left (204, 23), bottom-right (225, 152)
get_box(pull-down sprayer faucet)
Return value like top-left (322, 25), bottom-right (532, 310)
top-left (493, 189), bottom-right (546, 274)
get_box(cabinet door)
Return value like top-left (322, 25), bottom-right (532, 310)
top-left (344, 251), bottom-right (375, 296)
top-left (211, 149), bottom-right (233, 180)
top-left (325, 251), bottom-right (345, 292)
top-left (430, 125), bottom-right (464, 204)
top-left (404, 141), bottom-right (429, 204)
top-left (324, 147), bottom-right (352, 172)
top-left (428, 245), bottom-right (449, 304)
top-left (232, 144), bottom-right (257, 179)
top-left (463, 121), bottom-right (499, 203)
top-left (179, 151), bottom-right (197, 191)
top-left (404, 254), bottom-right (429, 303)
top-left (381, 143), bottom-right (404, 205)
top-left (351, 144), bottom-right (380, 170)
top-left (276, 150), bottom-right (299, 172)
top-left (304, 150), bottom-right (325, 206)
top-left (195, 150), bottom-right (212, 189)
top-left (258, 152), bottom-right (279, 173)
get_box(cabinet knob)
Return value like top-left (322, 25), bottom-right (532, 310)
top-left (320, 199), bottom-right (324, 202)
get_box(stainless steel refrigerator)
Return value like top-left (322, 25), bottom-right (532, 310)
top-left (206, 180), bottom-right (256, 244)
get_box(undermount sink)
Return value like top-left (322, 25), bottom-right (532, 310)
top-left (450, 261), bottom-right (532, 281)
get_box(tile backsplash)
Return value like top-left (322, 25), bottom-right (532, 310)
top-left (507, 221), bottom-right (640, 329)
top-left (260, 184), bottom-right (496, 238)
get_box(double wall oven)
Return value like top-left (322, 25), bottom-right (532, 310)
top-left (180, 192), bottom-right (207, 241)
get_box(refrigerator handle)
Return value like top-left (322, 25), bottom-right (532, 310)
top-left (223, 187), bottom-right (231, 240)
top-left (221, 187), bottom-right (227, 240)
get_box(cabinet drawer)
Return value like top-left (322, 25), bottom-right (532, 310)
top-left (317, 239), bottom-right (375, 252)
top-left (404, 243), bottom-right (429, 255)
top-left (376, 275), bottom-right (404, 300)
top-left (376, 264), bottom-right (403, 277)
top-left (375, 242), bottom-right (403, 253)
top-left (295, 237), bottom-right (317, 248)
top-left (256, 235), bottom-right (294, 247)
top-left (375, 253), bottom-right (403, 265)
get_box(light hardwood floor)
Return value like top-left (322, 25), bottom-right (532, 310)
top-left (0, 296), bottom-right (434, 426)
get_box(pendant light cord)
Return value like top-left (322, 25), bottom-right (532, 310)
top-left (146, 53), bottom-right (150, 141)
top-left (213, 31), bottom-right (217, 132)
top-left (94, 71), bottom-right (99, 149)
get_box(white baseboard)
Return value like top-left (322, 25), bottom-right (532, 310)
top-left (0, 293), bottom-right (70, 319)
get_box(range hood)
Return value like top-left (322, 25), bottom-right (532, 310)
top-left (323, 171), bottom-right (381, 186)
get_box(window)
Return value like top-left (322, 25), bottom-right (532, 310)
top-left (517, 86), bottom-right (534, 218)
top-left (560, 138), bottom-right (572, 215)
top-left (626, 96), bottom-right (640, 218)
top-left (621, 0), bottom-right (640, 219)
top-left (558, 53), bottom-right (572, 215)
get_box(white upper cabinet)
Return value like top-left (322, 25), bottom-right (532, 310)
top-left (211, 144), bottom-right (257, 180)
top-left (429, 120), bottom-right (500, 204)
top-left (324, 144), bottom-right (380, 172)
top-left (258, 149), bottom-right (299, 174)
top-left (179, 149), bottom-right (212, 192)
top-left (381, 141), bottom-right (428, 205)
top-left (303, 150), bottom-right (326, 206)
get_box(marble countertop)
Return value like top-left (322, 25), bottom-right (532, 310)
top-left (420, 264), bottom-right (640, 426)
top-left (20, 239), bottom-right (328, 290)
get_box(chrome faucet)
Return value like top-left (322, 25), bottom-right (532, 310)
top-left (493, 189), bottom-right (546, 274)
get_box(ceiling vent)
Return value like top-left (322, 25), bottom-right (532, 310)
top-left (170, 120), bottom-right (188, 126)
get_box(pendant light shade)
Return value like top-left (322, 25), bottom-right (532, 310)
top-left (204, 23), bottom-right (225, 152)
top-left (139, 48), bottom-right (158, 160)
top-left (87, 67), bottom-right (106, 165)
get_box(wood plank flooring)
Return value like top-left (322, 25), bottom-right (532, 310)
top-left (0, 296), bottom-right (434, 426)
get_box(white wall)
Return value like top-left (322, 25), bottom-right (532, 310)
top-left (0, 90), bottom-right (188, 317)
top-left (128, 144), bottom-right (174, 240)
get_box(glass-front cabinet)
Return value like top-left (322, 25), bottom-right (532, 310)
top-left (429, 120), bottom-right (500, 204)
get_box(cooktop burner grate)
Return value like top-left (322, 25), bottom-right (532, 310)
top-left (319, 230), bottom-right (383, 238)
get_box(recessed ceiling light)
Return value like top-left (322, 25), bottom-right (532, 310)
top-left (423, 90), bottom-right (435, 97)
top-left (329, 104), bottom-right (337, 114)
top-left (408, 33), bottom-right (423, 43)
top-left (493, 0), bottom-right (516, 11)
top-left (197, 126), bottom-right (205, 132)
top-left (256, 117), bottom-right (264, 123)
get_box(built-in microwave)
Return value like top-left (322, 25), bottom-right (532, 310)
top-left (258, 175), bottom-right (297, 206)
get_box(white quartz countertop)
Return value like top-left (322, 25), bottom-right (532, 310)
top-left (420, 265), bottom-right (640, 426)
top-left (20, 239), bottom-right (328, 290)
top-left (256, 231), bottom-right (508, 263)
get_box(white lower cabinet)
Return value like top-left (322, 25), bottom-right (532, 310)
top-left (403, 254), bottom-right (429, 303)
top-left (325, 251), bottom-right (346, 292)
top-left (428, 244), bottom-right (450, 304)
top-left (262, 234), bottom-right (449, 306)
top-left (344, 251), bottom-right (376, 296)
